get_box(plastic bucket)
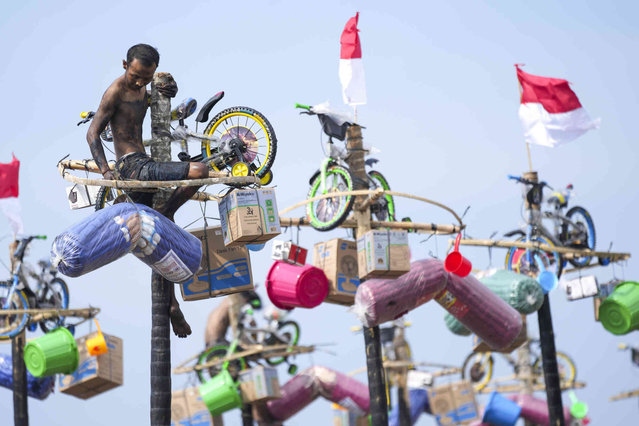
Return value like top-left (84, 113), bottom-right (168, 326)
top-left (266, 261), bottom-right (328, 310)
top-left (199, 369), bottom-right (242, 416)
top-left (534, 255), bottom-right (558, 294)
top-left (599, 281), bottom-right (639, 335)
top-left (86, 319), bottom-right (108, 356)
top-left (482, 391), bottom-right (522, 426)
top-left (23, 327), bottom-right (78, 377)
top-left (508, 393), bottom-right (571, 425)
top-left (444, 234), bottom-right (472, 277)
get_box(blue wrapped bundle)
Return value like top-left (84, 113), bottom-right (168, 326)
top-left (131, 209), bottom-right (202, 283)
top-left (0, 353), bottom-right (55, 400)
top-left (51, 203), bottom-right (143, 277)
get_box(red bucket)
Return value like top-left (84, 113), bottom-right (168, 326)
top-left (266, 261), bottom-right (329, 310)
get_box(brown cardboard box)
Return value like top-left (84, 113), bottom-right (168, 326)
top-left (427, 380), bottom-right (479, 425)
top-left (180, 227), bottom-right (253, 301)
top-left (332, 403), bottom-right (369, 426)
top-left (218, 188), bottom-right (281, 246)
top-left (58, 332), bottom-right (123, 399)
top-left (171, 387), bottom-right (215, 426)
top-left (313, 239), bottom-right (360, 305)
top-left (356, 230), bottom-right (410, 279)
top-left (238, 365), bottom-right (281, 403)
top-left (473, 315), bottom-right (527, 354)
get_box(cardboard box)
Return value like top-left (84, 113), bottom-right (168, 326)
top-left (65, 184), bottom-right (102, 209)
top-left (59, 332), bottom-right (123, 399)
top-left (562, 275), bottom-right (598, 300)
top-left (171, 387), bottom-right (214, 426)
top-left (272, 240), bottom-right (308, 266)
top-left (356, 230), bottom-right (410, 279)
top-left (427, 380), bottom-right (479, 425)
top-left (313, 239), bottom-right (360, 305)
top-left (332, 403), bottom-right (369, 426)
top-left (598, 279), bottom-right (622, 298)
top-left (238, 365), bottom-right (281, 403)
top-left (218, 188), bottom-right (281, 246)
top-left (473, 315), bottom-right (527, 354)
top-left (180, 227), bottom-right (253, 301)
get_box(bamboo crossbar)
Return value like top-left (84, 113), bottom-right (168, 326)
top-left (279, 216), bottom-right (464, 235)
top-left (59, 159), bottom-right (230, 178)
top-left (477, 381), bottom-right (586, 394)
top-left (280, 189), bottom-right (464, 226)
top-left (450, 238), bottom-right (631, 261)
top-left (609, 389), bottom-right (639, 401)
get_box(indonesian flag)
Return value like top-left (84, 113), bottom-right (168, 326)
top-left (339, 12), bottom-right (367, 106)
top-left (0, 154), bottom-right (23, 236)
top-left (517, 65), bottom-right (600, 147)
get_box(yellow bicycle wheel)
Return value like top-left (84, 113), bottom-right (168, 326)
top-left (461, 352), bottom-right (494, 391)
top-left (532, 351), bottom-right (577, 387)
top-left (203, 106), bottom-right (277, 179)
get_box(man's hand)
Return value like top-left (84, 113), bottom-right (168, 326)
top-left (157, 80), bottom-right (178, 98)
top-left (103, 170), bottom-right (115, 181)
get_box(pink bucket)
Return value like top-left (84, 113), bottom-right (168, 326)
top-left (266, 261), bottom-right (329, 310)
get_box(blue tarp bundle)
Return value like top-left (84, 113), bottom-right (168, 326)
top-left (389, 388), bottom-right (431, 426)
top-left (0, 353), bottom-right (55, 400)
top-left (51, 203), bottom-right (201, 283)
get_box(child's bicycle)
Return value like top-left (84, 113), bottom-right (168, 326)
top-left (503, 174), bottom-right (597, 278)
top-left (196, 292), bottom-right (301, 383)
top-left (295, 102), bottom-right (396, 231)
top-left (0, 235), bottom-right (70, 338)
top-left (78, 91), bottom-right (277, 210)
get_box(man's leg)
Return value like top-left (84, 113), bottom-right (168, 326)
top-left (159, 162), bottom-right (209, 221)
top-left (169, 286), bottom-right (191, 338)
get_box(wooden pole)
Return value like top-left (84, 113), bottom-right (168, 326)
top-left (150, 72), bottom-right (174, 426)
top-left (345, 125), bottom-right (389, 425)
top-left (12, 329), bottom-right (28, 426)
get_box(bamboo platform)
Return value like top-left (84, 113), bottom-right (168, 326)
top-left (477, 379), bottom-right (586, 394)
top-left (0, 307), bottom-right (100, 339)
top-left (609, 388), bottom-right (639, 402)
top-left (173, 344), bottom-right (316, 375)
top-left (280, 188), bottom-right (465, 235)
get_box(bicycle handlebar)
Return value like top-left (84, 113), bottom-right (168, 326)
top-left (507, 175), bottom-right (550, 189)
top-left (77, 111), bottom-right (95, 126)
top-left (13, 235), bottom-right (46, 262)
top-left (294, 103), bottom-right (311, 111)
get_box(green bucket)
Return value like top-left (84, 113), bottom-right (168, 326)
top-left (199, 369), bottom-right (242, 416)
top-left (23, 327), bottom-right (78, 377)
top-left (599, 281), bottom-right (639, 335)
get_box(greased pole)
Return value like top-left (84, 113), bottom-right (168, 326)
top-left (9, 241), bottom-right (28, 426)
top-left (345, 125), bottom-right (389, 425)
top-left (150, 73), bottom-right (174, 426)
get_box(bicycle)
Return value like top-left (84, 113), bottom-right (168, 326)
top-left (503, 174), bottom-right (597, 278)
top-left (460, 338), bottom-right (577, 392)
top-left (295, 102), bottom-right (396, 231)
top-left (0, 235), bottom-right (70, 339)
top-left (196, 292), bottom-right (301, 383)
top-left (78, 91), bottom-right (277, 210)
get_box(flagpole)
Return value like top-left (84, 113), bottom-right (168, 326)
top-left (525, 142), bottom-right (533, 172)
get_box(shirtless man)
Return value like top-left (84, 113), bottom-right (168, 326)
top-left (86, 44), bottom-right (209, 337)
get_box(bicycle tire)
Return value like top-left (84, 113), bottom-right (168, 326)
top-left (563, 206), bottom-right (596, 267)
top-left (196, 343), bottom-right (246, 383)
top-left (461, 352), bottom-right (494, 392)
top-left (94, 186), bottom-right (125, 211)
top-left (505, 234), bottom-right (564, 278)
top-left (203, 106), bottom-right (277, 179)
top-left (532, 351), bottom-right (577, 386)
top-left (0, 282), bottom-right (30, 340)
top-left (38, 278), bottom-right (70, 333)
top-left (306, 165), bottom-right (354, 231)
top-left (367, 170), bottom-right (396, 222)
top-left (265, 320), bottom-right (300, 366)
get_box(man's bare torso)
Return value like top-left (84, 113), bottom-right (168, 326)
top-left (109, 74), bottom-right (148, 159)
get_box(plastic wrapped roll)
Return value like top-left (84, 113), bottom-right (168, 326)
top-left (508, 393), bottom-right (571, 425)
top-left (266, 369), bottom-right (319, 421)
top-left (51, 203), bottom-right (142, 277)
top-left (444, 312), bottom-right (472, 336)
top-left (353, 259), bottom-right (448, 327)
top-left (0, 353), bottom-right (55, 400)
top-left (436, 273), bottom-right (522, 351)
top-left (479, 270), bottom-right (544, 315)
top-left (389, 388), bottom-right (431, 426)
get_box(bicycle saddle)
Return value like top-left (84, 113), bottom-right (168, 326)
top-left (195, 91), bottom-right (225, 123)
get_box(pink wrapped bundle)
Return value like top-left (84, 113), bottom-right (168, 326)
top-left (353, 259), bottom-right (448, 327)
top-left (508, 394), bottom-right (571, 425)
top-left (266, 366), bottom-right (369, 421)
top-left (435, 273), bottom-right (522, 351)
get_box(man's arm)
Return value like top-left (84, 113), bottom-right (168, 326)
top-left (86, 86), bottom-right (118, 180)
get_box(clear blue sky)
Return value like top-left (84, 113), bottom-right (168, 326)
top-left (1, 1), bottom-right (638, 424)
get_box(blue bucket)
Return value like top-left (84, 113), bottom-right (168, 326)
top-left (247, 243), bottom-right (266, 251)
top-left (534, 255), bottom-right (558, 294)
top-left (483, 391), bottom-right (521, 426)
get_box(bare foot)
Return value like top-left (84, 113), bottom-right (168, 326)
top-left (169, 305), bottom-right (192, 338)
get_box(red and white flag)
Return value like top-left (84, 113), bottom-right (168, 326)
top-left (0, 154), bottom-right (23, 236)
top-left (516, 65), bottom-right (600, 147)
top-left (339, 12), bottom-right (367, 106)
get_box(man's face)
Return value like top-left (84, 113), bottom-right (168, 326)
top-left (123, 58), bottom-right (157, 91)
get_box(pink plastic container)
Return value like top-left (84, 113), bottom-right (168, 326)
top-left (266, 261), bottom-right (329, 310)
top-left (444, 234), bottom-right (472, 277)
top-left (436, 272), bottom-right (522, 351)
top-left (508, 393), bottom-right (572, 425)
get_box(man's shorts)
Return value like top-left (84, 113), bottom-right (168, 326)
top-left (114, 152), bottom-right (190, 207)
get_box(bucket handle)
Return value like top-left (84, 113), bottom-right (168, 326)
top-left (453, 233), bottom-right (462, 253)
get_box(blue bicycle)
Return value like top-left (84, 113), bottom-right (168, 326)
top-left (0, 235), bottom-right (70, 339)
